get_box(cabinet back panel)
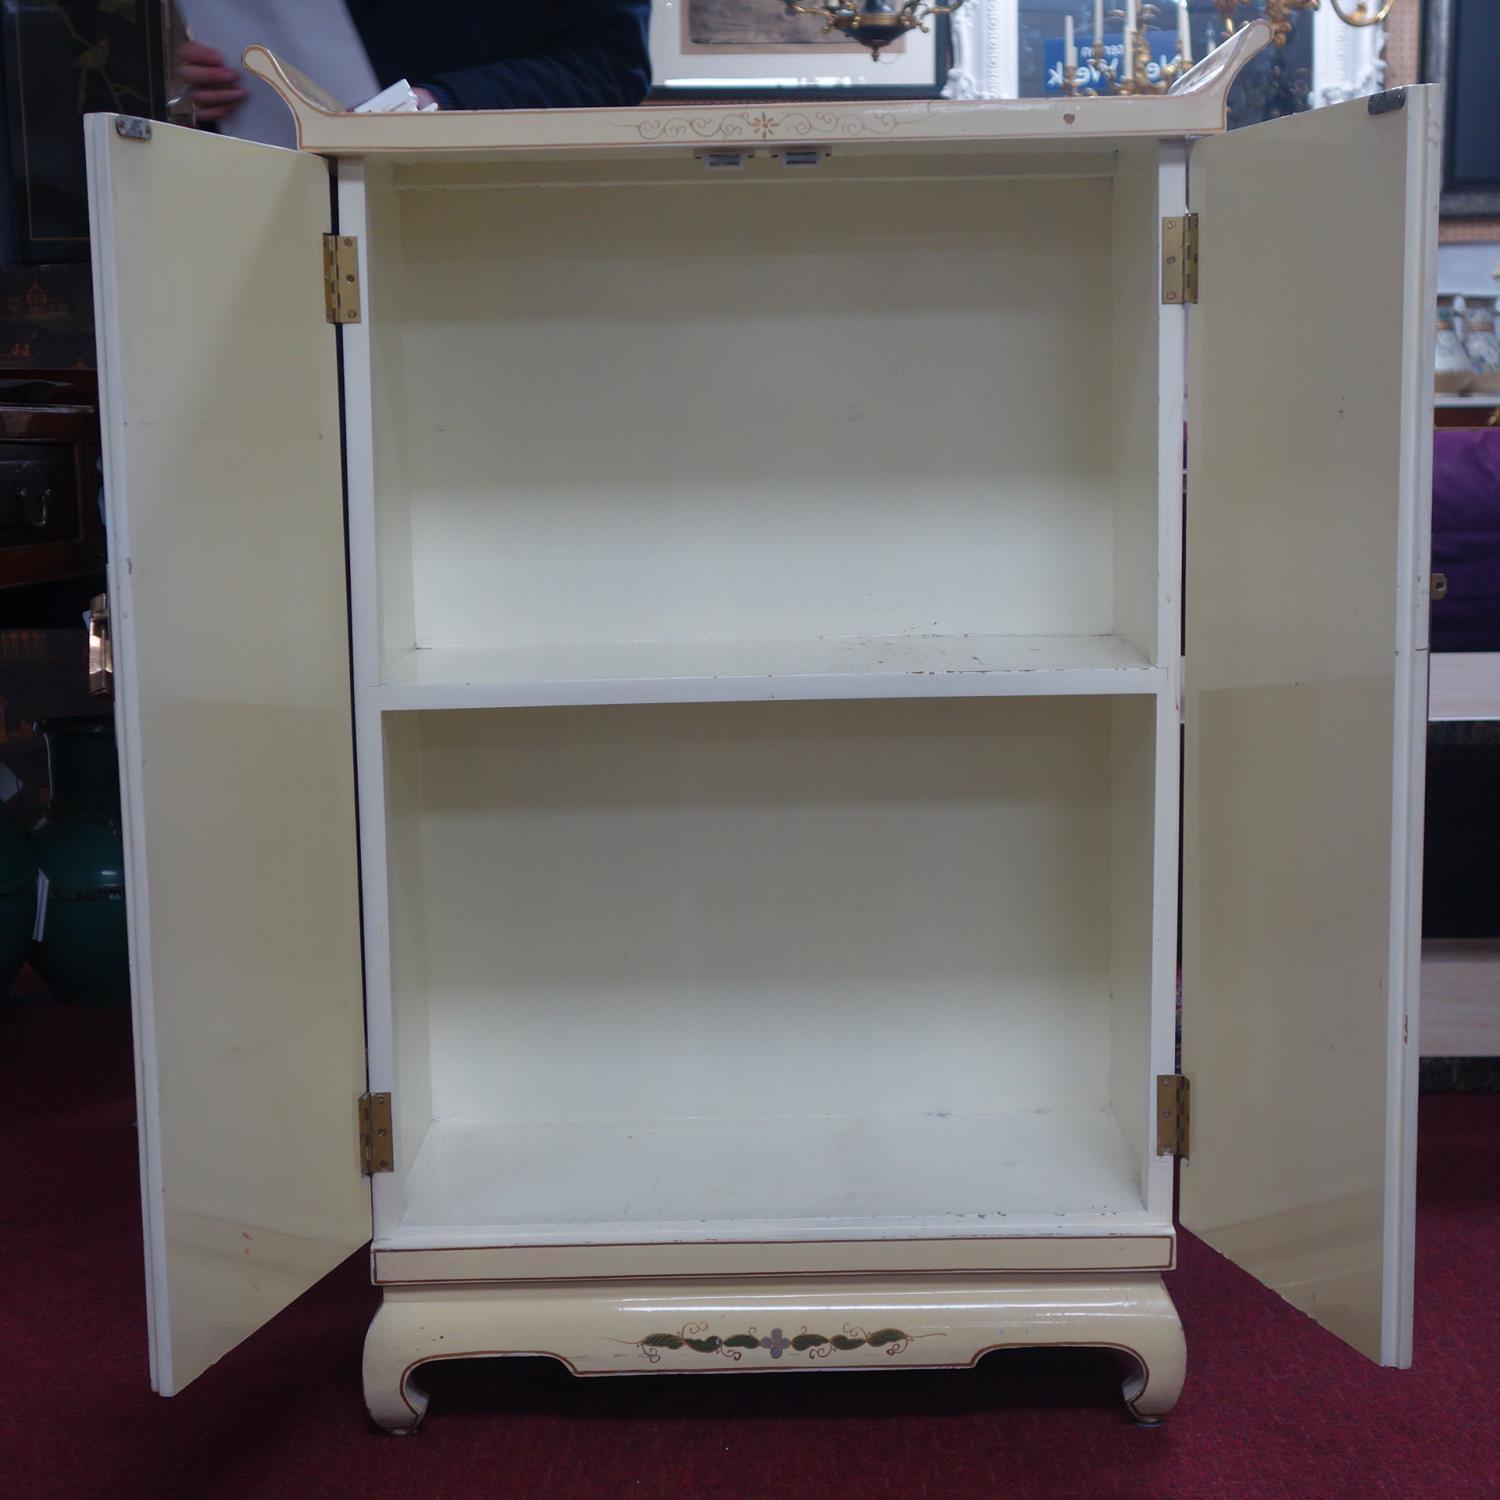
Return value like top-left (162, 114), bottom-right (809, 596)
top-left (392, 175), bottom-right (1118, 649)
top-left (398, 697), bottom-right (1128, 1125)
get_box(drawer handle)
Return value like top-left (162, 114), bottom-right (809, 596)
top-left (19, 485), bottom-right (51, 528)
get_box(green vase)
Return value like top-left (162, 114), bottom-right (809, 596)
top-left (0, 798), bottom-right (37, 996)
top-left (29, 718), bottom-right (130, 1006)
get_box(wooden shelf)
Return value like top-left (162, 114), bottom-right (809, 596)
top-left (1435, 393), bottom-right (1500, 409)
top-left (393, 1107), bottom-right (1151, 1244)
top-left (1420, 939), bottom-right (1500, 1057)
top-left (1428, 652), bottom-right (1500, 721)
top-left (373, 634), bottom-right (1164, 711)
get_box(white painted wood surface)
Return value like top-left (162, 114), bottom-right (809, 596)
top-left (384, 171), bottom-right (1148, 665)
top-left (363, 1274), bottom-right (1187, 1431)
top-left (86, 118), bottom-right (369, 1395)
top-left (1109, 144), bottom-right (1172, 665)
top-left (381, 146), bottom-right (1124, 193)
top-left (333, 160), bottom-right (428, 1248)
top-left (239, 24), bottom-right (1272, 157)
top-left (371, 1232), bottom-right (1175, 1283)
top-left (374, 636), bottom-right (1163, 710)
top-left (1428, 651), bottom-right (1500, 720)
top-left (395, 1109), bottom-right (1148, 1242)
top-left (1181, 90), bottom-right (1437, 1367)
top-left (400, 698), bottom-right (1142, 1120)
top-left (1107, 693), bottom-right (1161, 1216)
top-left (1420, 940), bottom-right (1500, 1056)
top-left (1143, 146), bottom-right (1190, 1235)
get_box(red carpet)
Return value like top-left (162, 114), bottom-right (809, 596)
top-left (2, 994), bottom-right (1497, 1500)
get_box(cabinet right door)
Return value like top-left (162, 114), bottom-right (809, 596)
top-left (1181, 87), bottom-right (1438, 1366)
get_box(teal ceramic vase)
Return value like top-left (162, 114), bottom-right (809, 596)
top-left (29, 718), bottom-right (130, 1006)
top-left (0, 798), bottom-right (37, 996)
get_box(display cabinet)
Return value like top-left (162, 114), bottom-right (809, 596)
top-left (83, 20), bottom-right (1436, 1428)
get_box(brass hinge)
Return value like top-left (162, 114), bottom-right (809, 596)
top-left (323, 234), bottom-right (361, 324)
top-left (87, 593), bottom-right (113, 699)
top-left (358, 1091), bottom-right (394, 1175)
top-left (1156, 1074), bottom-right (1191, 1157)
top-left (1162, 214), bottom-right (1199, 305)
top-left (1431, 572), bottom-right (1449, 601)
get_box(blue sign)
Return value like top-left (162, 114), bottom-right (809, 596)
top-left (1044, 30), bottom-right (1183, 94)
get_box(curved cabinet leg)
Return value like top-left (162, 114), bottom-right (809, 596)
top-left (361, 1271), bottom-right (1187, 1431)
top-left (363, 1296), bottom-right (431, 1434)
top-left (1115, 1279), bottom-right (1186, 1425)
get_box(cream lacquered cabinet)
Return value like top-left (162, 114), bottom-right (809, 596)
top-left (84, 21), bottom-right (1437, 1430)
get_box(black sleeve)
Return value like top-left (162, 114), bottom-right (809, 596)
top-left (426, 1), bottom-right (652, 110)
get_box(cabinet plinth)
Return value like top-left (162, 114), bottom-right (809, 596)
top-left (362, 1275), bottom-right (1187, 1433)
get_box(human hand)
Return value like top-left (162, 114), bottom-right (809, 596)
top-left (412, 86), bottom-right (441, 110)
top-left (176, 40), bottom-right (247, 123)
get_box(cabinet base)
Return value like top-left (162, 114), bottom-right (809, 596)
top-left (363, 1272), bottom-right (1185, 1432)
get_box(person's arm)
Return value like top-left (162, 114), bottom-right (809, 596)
top-left (417, 1), bottom-right (651, 111)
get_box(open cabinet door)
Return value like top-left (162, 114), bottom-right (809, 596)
top-left (86, 117), bottom-right (369, 1394)
top-left (1182, 89), bottom-right (1437, 1365)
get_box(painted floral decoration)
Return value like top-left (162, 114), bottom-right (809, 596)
top-left (621, 1322), bottom-right (934, 1362)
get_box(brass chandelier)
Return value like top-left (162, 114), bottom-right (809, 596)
top-left (785, 1), bottom-right (971, 59)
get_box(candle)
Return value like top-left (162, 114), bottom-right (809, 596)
top-left (1123, 0), bottom-right (1136, 80)
top-left (1178, 0), bottom-right (1192, 64)
top-left (1065, 14), bottom-right (1077, 69)
top-left (1125, 0), bottom-right (1136, 28)
top-left (1094, 0), bottom-right (1103, 47)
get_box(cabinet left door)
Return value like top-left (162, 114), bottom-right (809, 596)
top-left (86, 116), bottom-right (370, 1396)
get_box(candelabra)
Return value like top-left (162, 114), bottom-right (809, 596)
top-left (1214, 0), bottom-right (1394, 45)
top-left (784, 1), bottom-right (970, 60)
top-left (1326, 0), bottom-right (1395, 19)
top-left (1062, 2), bottom-right (1196, 97)
top-left (1060, 0), bottom-right (1386, 100)
top-left (800, 0), bottom-right (1392, 73)
top-left (1214, 0), bottom-right (1312, 47)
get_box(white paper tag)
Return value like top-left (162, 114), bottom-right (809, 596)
top-left (32, 869), bottom-right (48, 943)
top-left (354, 79), bottom-right (419, 114)
top-left (354, 79), bottom-right (442, 114)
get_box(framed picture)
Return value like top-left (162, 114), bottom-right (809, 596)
top-left (1424, 0), bottom-right (1500, 218)
top-left (650, 0), bottom-right (952, 99)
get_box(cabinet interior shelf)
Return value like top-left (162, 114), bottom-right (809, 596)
top-left (390, 1107), bottom-right (1152, 1246)
top-left (1435, 393), bottom-right (1500, 408)
top-left (373, 633), bottom-right (1163, 710)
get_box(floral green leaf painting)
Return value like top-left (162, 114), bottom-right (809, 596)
top-left (618, 1322), bottom-right (938, 1362)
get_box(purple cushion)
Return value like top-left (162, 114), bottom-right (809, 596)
top-left (1432, 428), bottom-right (1500, 653)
